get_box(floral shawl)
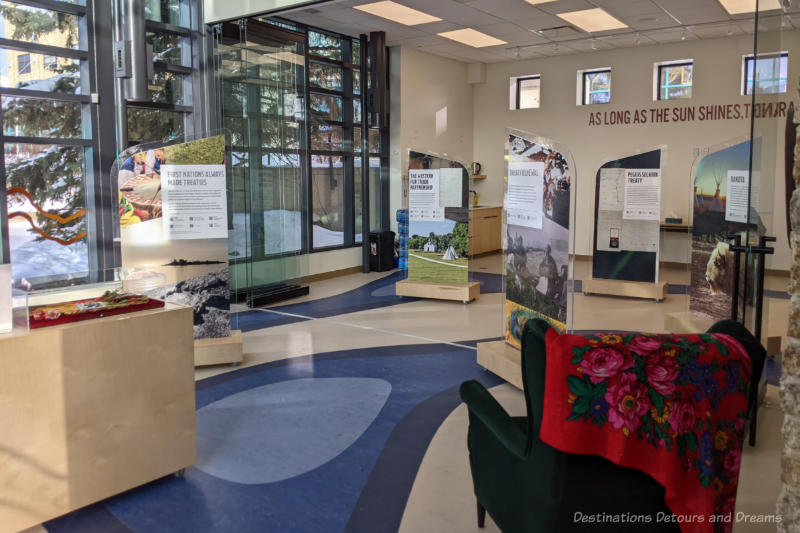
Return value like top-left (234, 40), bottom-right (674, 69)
top-left (539, 329), bottom-right (751, 533)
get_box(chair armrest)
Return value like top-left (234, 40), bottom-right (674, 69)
top-left (460, 380), bottom-right (527, 460)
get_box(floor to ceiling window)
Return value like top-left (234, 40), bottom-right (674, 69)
top-left (126, 0), bottom-right (202, 146)
top-left (0, 0), bottom-right (92, 279)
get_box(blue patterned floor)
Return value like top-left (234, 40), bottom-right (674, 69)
top-left (45, 342), bottom-right (501, 533)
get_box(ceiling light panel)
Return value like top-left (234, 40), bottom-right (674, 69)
top-left (437, 28), bottom-right (508, 48)
top-left (557, 8), bottom-right (628, 32)
top-left (437, 28), bottom-right (508, 47)
top-left (354, 1), bottom-right (442, 25)
top-left (524, 0), bottom-right (558, 4)
top-left (718, 0), bottom-right (782, 14)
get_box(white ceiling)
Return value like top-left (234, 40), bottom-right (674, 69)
top-left (278, 0), bottom-right (798, 63)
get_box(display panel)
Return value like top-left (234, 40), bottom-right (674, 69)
top-left (592, 148), bottom-right (662, 283)
top-left (688, 138), bottom-right (757, 322)
top-left (504, 130), bottom-right (575, 348)
top-left (114, 134), bottom-right (232, 340)
top-left (407, 150), bottom-right (469, 287)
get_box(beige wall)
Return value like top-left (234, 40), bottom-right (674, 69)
top-left (470, 31), bottom-right (798, 270)
top-left (389, 47), bottom-right (475, 233)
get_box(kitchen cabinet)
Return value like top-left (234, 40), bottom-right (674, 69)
top-left (469, 206), bottom-right (502, 256)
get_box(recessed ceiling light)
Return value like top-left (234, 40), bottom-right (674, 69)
top-left (437, 28), bottom-right (507, 47)
top-left (524, 0), bottom-right (558, 4)
top-left (718, 0), bottom-right (782, 14)
top-left (557, 8), bottom-right (628, 32)
top-left (354, 1), bottom-right (442, 25)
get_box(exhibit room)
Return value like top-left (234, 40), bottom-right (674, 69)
top-left (1, 0), bottom-right (799, 531)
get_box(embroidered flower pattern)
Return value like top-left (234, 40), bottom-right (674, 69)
top-left (564, 332), bottom-right (750, 496)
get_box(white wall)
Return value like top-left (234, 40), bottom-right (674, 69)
top-left (469, 31), bottom-right (798, 270)
top-left (389, 47), bottom-right (475, 233)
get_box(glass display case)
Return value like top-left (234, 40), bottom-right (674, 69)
top-left (13, 268), bottom-right (166, 330)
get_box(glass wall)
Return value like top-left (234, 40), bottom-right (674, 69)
top-left (744, 7), bottom-right (788, 341)
top-left (216, 19), bottom-right (308, 299)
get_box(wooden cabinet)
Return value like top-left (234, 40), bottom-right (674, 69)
top-left (469, 206), bottom-right (502, 256)
top-left (0, 305), bottom-right (197, 532)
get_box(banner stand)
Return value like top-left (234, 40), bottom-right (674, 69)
top-left (582, 278), bottom-right (668, 302)
top-left (477, 130), bottom-right (576, 390)
top-left (585, 147), bottom-right (667, 303)
top-left (396, 150), bottom-right (479, 304)
top-left (113, 133), bottom-right (243, 367)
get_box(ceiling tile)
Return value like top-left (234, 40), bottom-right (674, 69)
top-left (465, 0), bottom-right (549, 21)
top-left (566, 38), bottom-right (616, 52)
top-left (601, 32), bottom-right (657, 47)
top-left (647, 28), bottom-right (697, 43)
top-left (669, 7), bottom-right (731, 25)
top-left (688, 21), bottom-right (744, 38)
top-left (535, 0), bottom-right (598, 15)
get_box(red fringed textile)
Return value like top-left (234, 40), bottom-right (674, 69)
top-left (540, 329), bottom-right (751, 533)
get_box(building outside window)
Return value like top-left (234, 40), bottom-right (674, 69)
top-left (581, 68), bottom-right (611, 105)
top-left (509, 75), bottom-right (540, 110)
top-left (743, 52), bottom-right (788, 95)
top-left (658, 61), bottom-right (693, 100)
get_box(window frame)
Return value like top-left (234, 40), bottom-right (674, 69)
top-left (514, 74), bottom-right (540, 110)
top-left (580, 68), bottom-right (611, 106)
top-left (742, 51), bottom-right (788, 96)
top-left (16, 53), bottom-right (31, 75)
top-left (657, 60), bottom-right (693, 101)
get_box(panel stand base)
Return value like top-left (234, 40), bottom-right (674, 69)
top-left (583, 279), bottom-right (668, 302)
top-left (477, 340), bottom-right (522, 390)
top-left (194, 329), bottom-right (243, 367)
top-left (664, 311), bottom-right (714, 334)
top-left (395, 280), bottom-right (480, 303)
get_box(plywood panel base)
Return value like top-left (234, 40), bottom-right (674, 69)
top-left (194, 329), bottom-right (243, 367)
top-left (583, 278), bottom-right (668, 302)
top-left (0, 305), bottom-right (196, 533)
top-left (477, 340), bottom-right (522, 390)
top-left (664, 311), bottom-right (714, 334)
top-left (395, 280), bottom-right (480, 303)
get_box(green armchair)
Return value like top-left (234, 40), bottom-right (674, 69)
top-left (460, 318), bottom-right (765, 532)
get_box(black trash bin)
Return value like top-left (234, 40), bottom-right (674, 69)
top-left (369, 230), bottom-right (395, 272)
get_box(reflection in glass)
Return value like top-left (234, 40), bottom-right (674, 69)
top-left (310, 61), bottom-right (342, 91)
top-left (147, 71), bottom-right (189, 105)
top-left (5, 143), bottom-right (87, 277)
top-left (309, 30), bottom-right (342, 60)
top-left (312, 155), bottom-right (344, 247)
top-left (2, 96), bottom-right (83, 138)
top-left (310, 123), bottom-right (343, 151)
top-left (310, 93), bottom-right (343, 122)
top-left (368, 129), bottom-right (380, 153)
top-left (126, 107), bottom-right (184, 145)
top-left (147, 31), bottom-right (188, 66)
top-left (145, 0), bottom-right (189, 27)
